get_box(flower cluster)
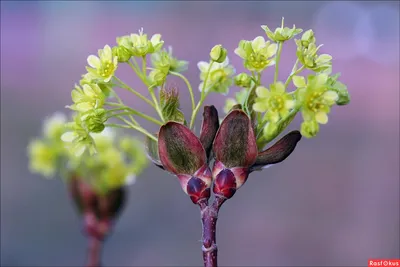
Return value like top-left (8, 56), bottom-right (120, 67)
top-left (224, 18), bottom-right (349, 146)
top-left (32, 18), bottom-right (350, 267)
top-left (28, 112), bottom-right (148, 193)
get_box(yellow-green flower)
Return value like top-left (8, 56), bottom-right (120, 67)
top-left (298, 29), bottom-right (316, 48)
top-left (151, 46), bottom-right (188, 73)
top-left (253, 82), bottom-right (295, 123)
top-left (300, 120), bottom-right (319, 138)
top-left (234, 36), bottom-right (277, 72)
top-left (210, 44), bottom-right (227, 63)
top-left (43, 112), bottom-right (67, 141)
top-left (261, 17), bottom-right (302, 42)
top-left (294, 74), bottom-right (339, 137)
top-left (61, 115), bottom-right (96, 156)
top-left (27, 140), bottom-right (58, 178)
top-left (295, 33), bottom-right (331, 73)
top-left (118, 28), bottom-right (164, 57)
top-left (198, 57), bottom-right (235, 94)
top-left (86, 45), bottom-right (118, 83)
top-left (81, 108), bottom-right (107, 133)
top-left (234, 73), bottom-right (252, 88)
top-left (68, 83), bottom-right (105, 112)
top-left (112, 45), bottom-right (131, 63)
top-left (80, 74), bottom-right (112, 97)
top-left (118, 136), bottom-right (148, 176)
top-left (223, 88), bottom-right (249, 113)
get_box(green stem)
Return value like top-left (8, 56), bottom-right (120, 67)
top-left (189, 91), bottom-right (210, 129)
top-left (284, 64), bottom-right (305, 89)
top-left (107, 107), bottom-right (163, 126)
top-left (105, 123), bottom-right (131, 129)
top-left (201, 61), bottom-right (214, 99)
top-left (113, 76), bottom-right (155, 108)
top-left (142, 56), bottom-right (147, 76)
top-left (109, 88), bottom-right (139, 126)
top-left (148, 85), bottom-right (165, 122)
top-left (274, 42), bottom-right (283, 83)
top-left (189, 61), bottom-right (214, 129)
top-left (114, 116), bottom-right (158, 141)
top-left (128, 59), bottom-right (163, 122)
top-left (169, 71), bottom-right (195, 110)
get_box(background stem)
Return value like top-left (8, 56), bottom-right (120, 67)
top-left (86, 237), bottom-right (103, 267)
top-left (198, 196), bottom-right (226, 267)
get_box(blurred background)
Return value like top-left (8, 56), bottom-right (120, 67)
top-left (1, 1), bottom-right (399, 266)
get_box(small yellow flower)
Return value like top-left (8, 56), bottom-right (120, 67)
top-left (198, 57), bottom-right (235, 94)
top-left (294, 74), bottom-right (339, 137)
top-left (234, 36), bottom-right (277, 72)
top-left (27, 140), bottom-right (58, 178)
top-left (86, 45), bottom-right (118, 83)
top-left (68, 83), bottom-right (105, 113)
top-left (253, 82), bottom-right (295, 123)
top-left (42, 112), bottom-right (67, 141)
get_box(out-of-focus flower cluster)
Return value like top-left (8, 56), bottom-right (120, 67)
top-left (27, 112), bottom-right (148, 193)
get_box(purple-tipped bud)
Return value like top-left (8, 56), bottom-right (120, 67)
top-left (158, 122), bottom-right (212, 203)
top-left (69, 176), bottom-right (126, 240)
top-left (199, 106), bottom-right (219, 159)
top-left (211, 110), bottom-right (257, 199)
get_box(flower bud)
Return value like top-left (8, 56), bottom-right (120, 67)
top-left (211, 108), bottom-right (302, 199)
top-left (112, 45), bottom-right (131, 63)
top-left (149, 69), bottom-right (167, 86)
top-left (81, 108), bottom-right (107, 133)
top-left (300, 120), bottom-right (319, 138)
top-left (158, 122), bottom-right (212, 204)
top-left (210, 44), bottom-right (227, 63)
top-left (234, 73), bottom-right (252, 88)
top-left (300, 29), bottom-right (316, 48)
top-left (211, 110), bottom-right (258, 199)
top-left (69, 176), bottom-right (126, 240)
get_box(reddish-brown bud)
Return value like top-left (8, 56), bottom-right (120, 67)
top-left (212, 160), bottom-right (250, 199)
top-left (158, 122), bottom-right (212, 203)
top-left (69, 177), bottom-right (126, 240)
top-left (199, 106), bottom-right (219, 159)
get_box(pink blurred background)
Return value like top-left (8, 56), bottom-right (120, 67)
top-left (1, 1), bottom-right (399, 266)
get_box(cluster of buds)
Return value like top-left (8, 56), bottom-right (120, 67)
top-left (146, 105), bottom-right (301, 203)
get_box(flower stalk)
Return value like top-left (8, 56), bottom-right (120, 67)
top-left (86, 237), bottom-right (103, 267)
top-left (198, 196), bottom-right (226, 267)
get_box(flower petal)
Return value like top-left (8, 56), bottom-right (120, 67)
top-left (199, 106), bottom-right (220, 159)
top-left (253, 102), bottom-right (267, 113)
top-left (61, 132), bottom-right (77, 142)
top-left (252, 36), bottom-right (265, 51)
top-left (267, 43), bottom-right (278, 56)
top-left (251, 130), bottom-right (302, 171)
top-left (256, 86), bottom-right (270, 98)
top-left (158, 122), bottom-right (206, 175)
top-left (87, 55), bottom-right (101, 69)
top-left (285, 99), bottom-right (295, 109)
top-left (103, 45), bottom-right (112, 60)
top-left (323, 91), bottom-right (339, 102)
top-left (315, 111), bottom-right (328, 124)
top-left (197, 61), bottom-right (209, 72)
top-left (212, 110), bottom-right (258, 168)
top-left (234, 47), bottom-right (247, 59)
top-left (274, 82), bottom-right (285, 94)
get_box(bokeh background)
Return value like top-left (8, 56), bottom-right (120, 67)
top-left (1, 1), bottom-right (399, 266)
